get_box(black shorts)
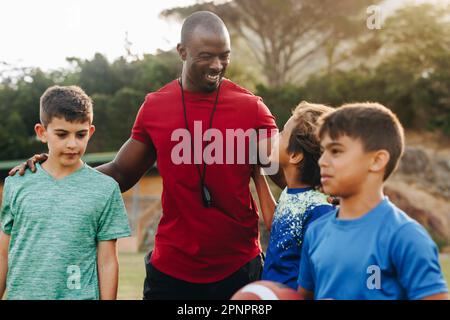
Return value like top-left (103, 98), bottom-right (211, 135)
top-left (143, 251), bottom-right (264, 300)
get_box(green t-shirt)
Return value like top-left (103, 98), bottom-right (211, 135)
top-left (0, 163), bottom-right (131, 300)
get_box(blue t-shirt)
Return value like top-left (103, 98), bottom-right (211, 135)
top-left (262, 187), bottom-right (333, 289)
top-left (298, 197), bottom-right (448, 300)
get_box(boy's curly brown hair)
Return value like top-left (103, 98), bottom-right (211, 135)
top-left (288, 101), bottom-right (334, 187)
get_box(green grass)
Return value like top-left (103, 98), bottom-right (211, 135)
top-left (118, 252), bottom-right (146, 300)
top-left (441, 255), bottom-right (450, 288)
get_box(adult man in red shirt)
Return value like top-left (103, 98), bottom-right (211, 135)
top-left (11, 11), bottom-right (284, 299)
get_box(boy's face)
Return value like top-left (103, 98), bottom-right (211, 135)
top-left (35, 117), bottom-right (95, 168)
top-left (270, 117), bottom-right (302, 168)
top-left (319, 133), bottom-right (376, 197)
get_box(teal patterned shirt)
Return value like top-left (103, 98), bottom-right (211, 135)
top-left (1, 163), bottom-right (131, 300)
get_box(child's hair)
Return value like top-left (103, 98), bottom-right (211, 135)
top-left (318, 102), bottom-right (405, 180)
top-left (288, 101), bottom-right (334, 187)
top-left (40, 85), bottom-right (93, 127)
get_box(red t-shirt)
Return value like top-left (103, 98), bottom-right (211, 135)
top-left (131, 79), bottom-right (277, 283)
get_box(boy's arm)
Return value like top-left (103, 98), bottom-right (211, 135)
top-left (0, 231), bottom-right (10, 299)
top-left (252, 166), bottom-right (277, 230)
top-left (391, 223), bottom-right (449, 300)
top-left (97, 240), bottom-right (119, 300)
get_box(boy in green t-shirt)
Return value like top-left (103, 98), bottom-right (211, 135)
top-left (0, 86), bottom-right (131, 300)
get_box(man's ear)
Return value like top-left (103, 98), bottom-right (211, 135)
top-left (289, 151), bottom-right (304, 165)
top-left (34, 123), bottom-right (47, 143)
top-left (88, 125), bottom-right (95, 139)
top-left (177, 43), bottom-right (187, 61)
top-left (370, 150), bottom-right (390, 174)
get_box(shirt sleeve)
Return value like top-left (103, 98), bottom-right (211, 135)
top-left (96, 184), bottom-right (132, 241)
top-left (297, 230), bottom-right (315, 292)
top-left (255, 98), bottom-right (278, 142)
top-left (131, 97), bottom-right (152, 145)
top-left (305, 204), bottom-right (334, 227)
top-left (390, 222), bottom-right (448, 300)
top-left (0, 179), bottom-right (14, 235)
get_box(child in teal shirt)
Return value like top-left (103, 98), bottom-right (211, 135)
top-left (0, 86), bottom-right (131, 299)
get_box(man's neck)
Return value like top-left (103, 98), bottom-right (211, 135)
top-left (42, 157), bottom-right (84, 180)
top-left (180, 71), bottom-right (198, 92)
top-left (338, 186), bottom-right (384, 220)
top-left (283, 165), bottom-right (311, 189)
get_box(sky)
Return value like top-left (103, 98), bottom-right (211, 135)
top-left (0, 0), bottom-right (198, 71)
top-left (0, 0), bottom-right (448, 72)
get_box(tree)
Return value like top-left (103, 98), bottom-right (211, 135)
top-left (162, 0), bottom-right (382, 87)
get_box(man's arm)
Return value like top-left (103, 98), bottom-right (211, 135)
top-left (252, 166), bottom-right (277, 230)
top-left (96, 138), bottom-right (156, 192)
top-left (9, 138), bottom-right (156, 192)
top-left (97, 240), bottom-right (119, 300)
top-left (0, 231), bottom-right (10, 299)
top-left (257, 136), bottom-right (286, 189)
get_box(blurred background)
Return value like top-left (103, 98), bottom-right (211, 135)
top-left (0, 0), bottom-right (449, 299)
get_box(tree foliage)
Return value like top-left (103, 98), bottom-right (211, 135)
top-left (162, 0), bottom-right (382, 87)
top-left (1, 2), bottom-right (449, 164)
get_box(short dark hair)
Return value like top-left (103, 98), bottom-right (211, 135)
top-left (181, 11), bottom-right (228, 45)
top-left (288, 101), bottom-right (334, 187)
top-left (318, 102), bottom-right (405, 180)
top-left (40, 85), bottom-right (93, 127)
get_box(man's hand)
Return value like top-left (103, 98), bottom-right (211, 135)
top-left (8, 153), bottom-right (48, 176)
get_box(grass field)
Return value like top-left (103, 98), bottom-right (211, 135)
top-left (117, 252), bottom-right (450, 300)
top-left (118, 252), bottom-right (147, 300)
top-left (442, 256), bottom-right (450, 286)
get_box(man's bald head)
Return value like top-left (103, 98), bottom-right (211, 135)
top-left (181, 11), bottom-right (229, 46)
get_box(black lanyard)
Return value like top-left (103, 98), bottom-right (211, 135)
top-left (178, 78), bottom-right (222, 207)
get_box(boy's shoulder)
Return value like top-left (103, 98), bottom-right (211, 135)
top-left (281, 188), bottom-right (331, 210)
top-left (307, 208), bottom-right (336, 231)
top-left (306, 198), bottom-right (426, 240)
top-left (381, 200), bottom-right (431, 241)
top-left (4, 168), bottom-right (42, 191)
top-left (377, 199), bottom-right (421, 231)
top-left (81, 165), bottom-right (120, 192)
top-left (4, 164), bottom-right (119, 194)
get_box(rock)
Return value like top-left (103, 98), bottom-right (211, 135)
top-left (384, 184), bottom-right (450, 244)
top-left (398, 147), bottom-right (430, 175)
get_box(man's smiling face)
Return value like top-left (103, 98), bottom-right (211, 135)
top-left (180, 27), bottom-right (231, 93)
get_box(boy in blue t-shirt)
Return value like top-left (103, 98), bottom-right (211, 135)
top-left (297, 102), bottom-right (448, 300)
top-left (253, 102), bottom-right (335, 289)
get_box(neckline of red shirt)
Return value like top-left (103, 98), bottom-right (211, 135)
top-left (176, 78), bottom-right (229, 97)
